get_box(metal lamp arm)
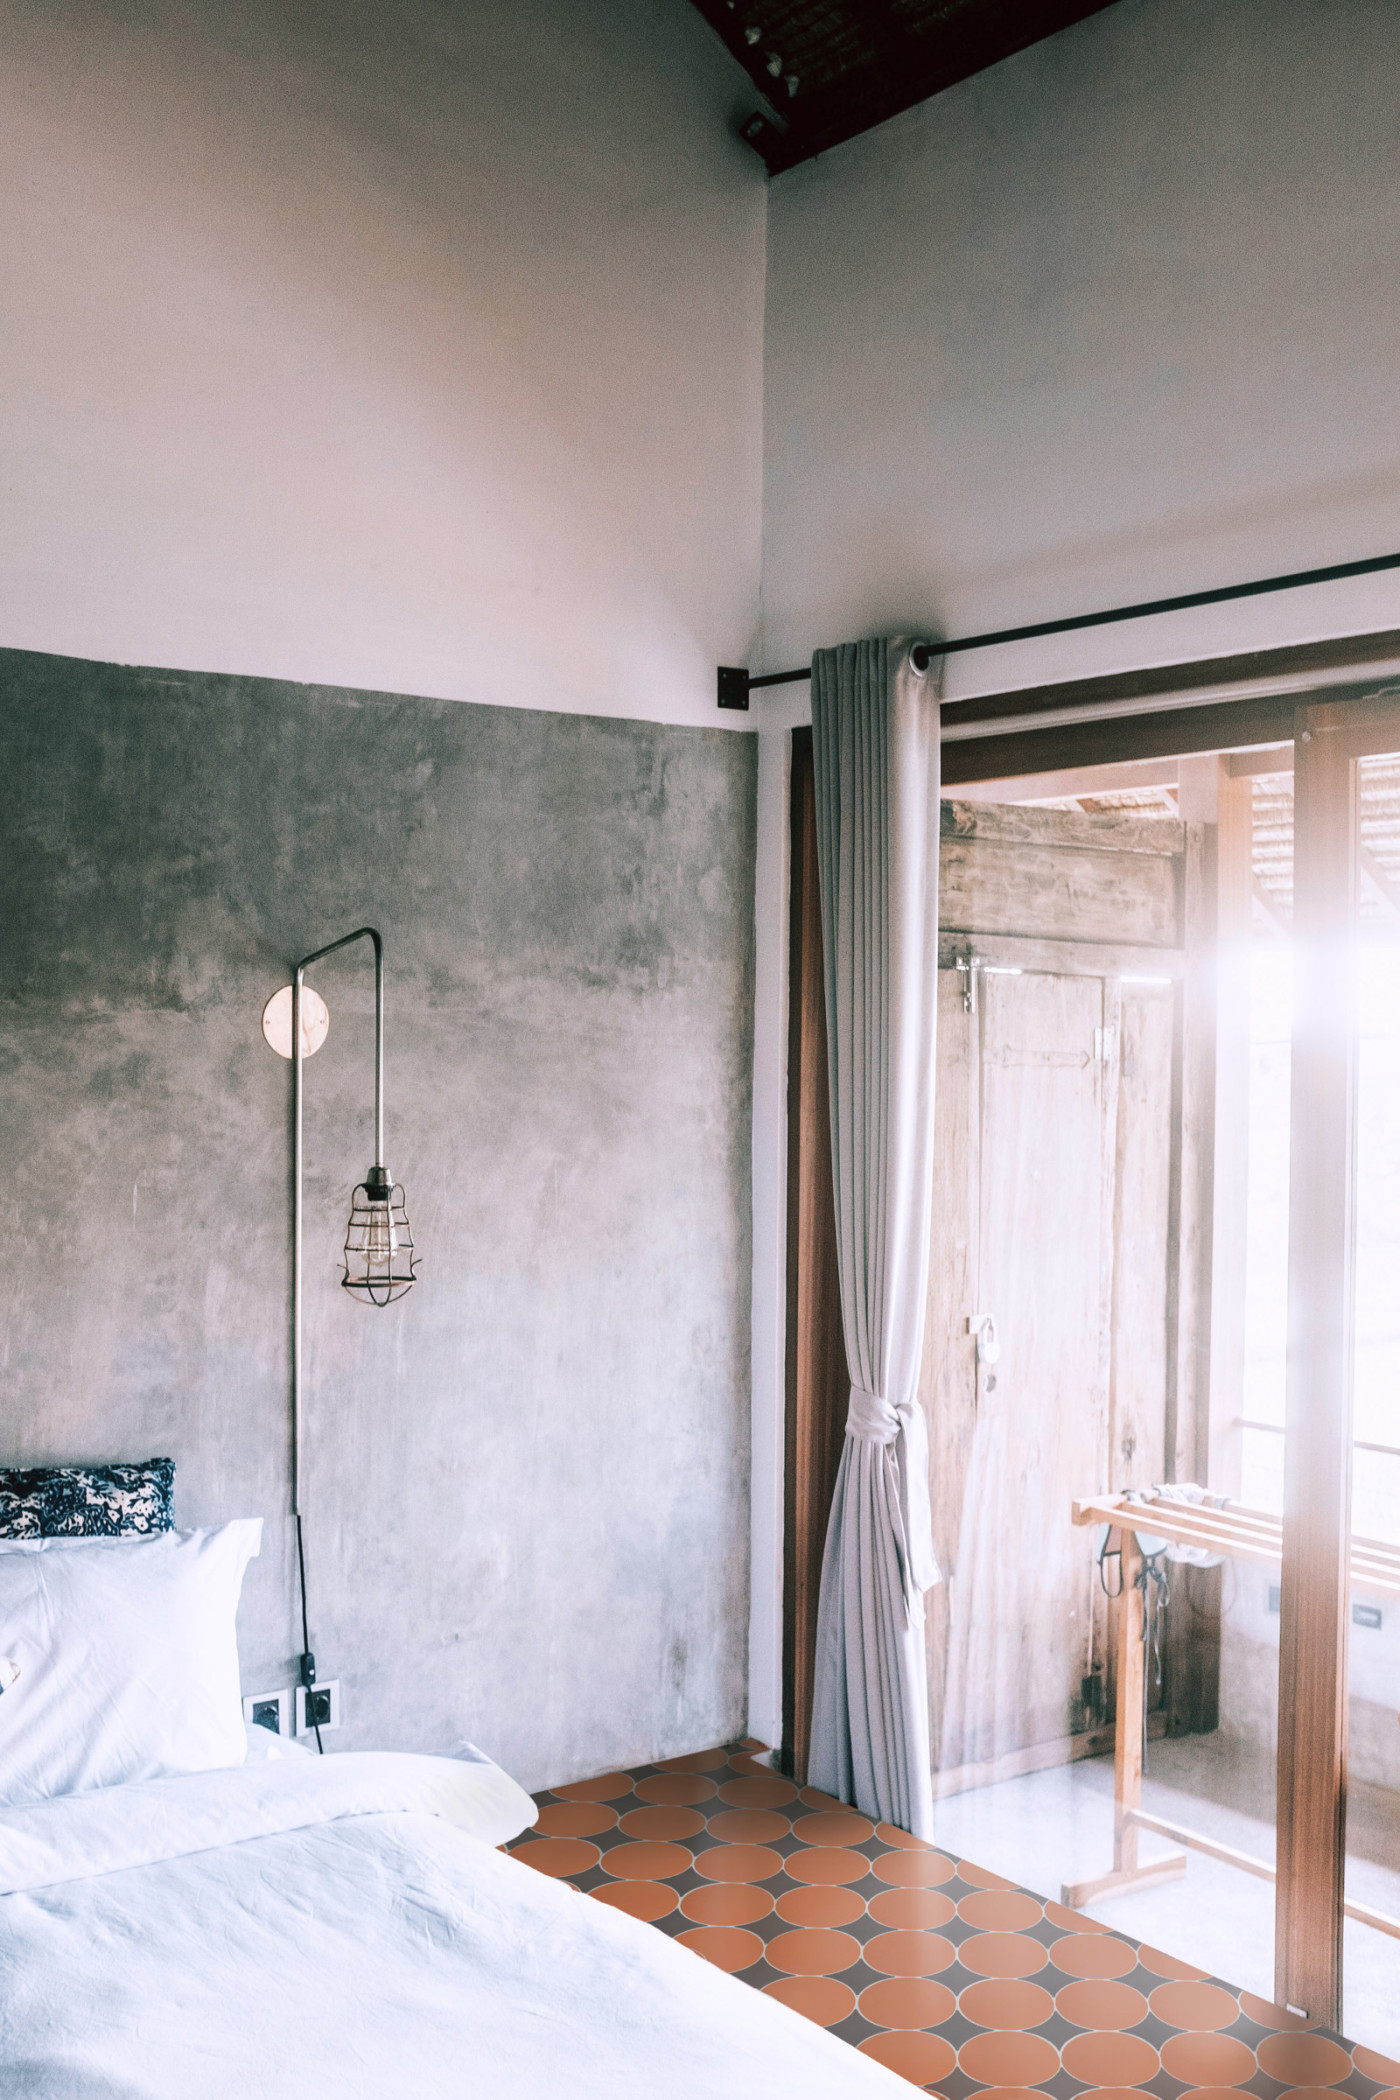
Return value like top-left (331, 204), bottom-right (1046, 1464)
top-left (294, 927), bottom-right (384, 1166)
top-left (290, 926), bottom-right (384, 1519)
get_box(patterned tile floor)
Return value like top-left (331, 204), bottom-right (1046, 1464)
top-left (509, 1739), bottom-right (1400, 2097)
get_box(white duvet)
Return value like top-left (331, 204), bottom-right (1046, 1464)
top-left (0, 1752), bottom-right (906, 2098)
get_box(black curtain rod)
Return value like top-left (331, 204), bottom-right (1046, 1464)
top-left (716, 549), bottom-right (1400, 709)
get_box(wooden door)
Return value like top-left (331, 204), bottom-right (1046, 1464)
top-left (935, 968), bottom-right (1115, 1773)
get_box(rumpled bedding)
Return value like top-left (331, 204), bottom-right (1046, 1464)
top-left (0, 1752), bottom-right (905, 2097)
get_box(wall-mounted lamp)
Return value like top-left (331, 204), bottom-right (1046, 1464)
top-left (262, 928), bottom-right (418, 1742)
top-left (263, 928), bottom-right (418, 1334)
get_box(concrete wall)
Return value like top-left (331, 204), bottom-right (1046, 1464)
top-left (0, 0), bottom-right (764, 730)
top-left (0, 647), bottom-right (757, 1790)
top-left (759, 0), bottom-right (1400, 699)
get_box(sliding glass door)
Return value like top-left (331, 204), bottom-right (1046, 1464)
top-left (1279, 699), bottom-right (1400, 2037)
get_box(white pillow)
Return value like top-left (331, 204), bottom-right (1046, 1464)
top-left (0, 1520), bottom-right (261, 1807)
top-left (241, 1719), bottom-right (313, 1763)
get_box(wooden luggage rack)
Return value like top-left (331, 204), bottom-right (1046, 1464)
top-left (1063, 1490), bottom-right (1400, 1939)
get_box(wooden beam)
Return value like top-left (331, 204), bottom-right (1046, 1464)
top-left (941, 797), bottom-right (1184, 857)
top-left (1275, 708), bottom-right (1357, 2025)
top-left (948, 757), bottom-right (1181, 805)
top-left (1210, 766), bottom-right (1255, 1500)
top-left (941, 626), bottom-right (1400, 739)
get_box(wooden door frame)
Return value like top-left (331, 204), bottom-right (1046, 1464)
top-left (780, 727), bottom-right (848, 1781)
top-left (781, 685), bottom-right (1396, 2012)
top-left (1276, 693), bottom-right (1400, 2022)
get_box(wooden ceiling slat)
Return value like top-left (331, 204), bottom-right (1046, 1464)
top-left (688, 0), bottom-right (1123, 172)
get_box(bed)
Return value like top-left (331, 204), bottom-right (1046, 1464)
top-left (0, 1485), bottom-right (905, 2097)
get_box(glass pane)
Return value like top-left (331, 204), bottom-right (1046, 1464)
top-left (922, 751), bottom-right (1285, 2003)
top-left (1343, 754), bottom-right (1400, 2056)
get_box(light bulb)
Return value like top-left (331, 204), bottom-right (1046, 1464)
top-left (364, 1201), bottom-right (397, 1263)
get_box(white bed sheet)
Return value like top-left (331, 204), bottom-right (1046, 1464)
top-left (0, 1752), bottom-right (907, 2098)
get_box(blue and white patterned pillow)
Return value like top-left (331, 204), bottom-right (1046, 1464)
top-left (0, 1470), bottom-right (45, 1541)
top-left (0, 1460), bottom-right (175, 1539)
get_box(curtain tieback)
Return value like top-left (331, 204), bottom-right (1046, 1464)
top-left (846, 1385), bottom-right (898, 1443)
top-left (846, 1384), bottom-right (942, 1601)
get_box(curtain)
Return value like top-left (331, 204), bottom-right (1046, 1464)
top-left (807, 637), bottom-right (942, 1841)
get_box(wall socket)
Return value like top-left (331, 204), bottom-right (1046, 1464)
top-left (295, 1680), bottom-right (341, 1735)
top-left (243, 1688), bottom-right (294, 1738)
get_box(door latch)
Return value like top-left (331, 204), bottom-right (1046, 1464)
top-left (968, 1313), bottom-right (1001, 1365)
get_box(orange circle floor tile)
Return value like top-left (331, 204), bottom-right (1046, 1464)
top-left (763, 1976), bottom-right (856, 2027)
top-left (1257, 2032), bottom-right (1355, 2086)
top-left (765, 1927), bottom-right (862, 1976)
top-left (872, 1847), bottom-right (957, 1888)
top-left (633, 1774), bottom-right (716, 1807)
top-left (868, 1885), bottom-right (956, 1930)
top-left (960, 1978), bottom-right (1055, 2030)
top-left (1056, 1980), bottom-right (1149, 2030)
top-left (692, 1843), bottom-right (783, 1884)
top-left (1150, 1979), bottom-right (1240, 2031)
top-left (783, 1846), bottom-right (871, 1886)
top-left (590, 1880), bottom-right (677, 1921)
top-left (675, 1926), bottom-right (764, 1973)
top-left (617, 1805), bottom-right (705, 1842)
top-left (956, 1861), bottom-right (1019, 1892)
top-left (959, 1931), bottom-right (1049, 1979)
top-left (1044, 1898), bottom-right (1110, 1933)
top-left (552, 1772), bottom-right (635, 1803)
top-left (859, 1976), bottom-right (957, 2029)
top-left (1136, 1942), bottom-right (1208, 1981)
top-left (775, 1883), bottom-right (866, 1928)
top-left (534, 1800), bottom-right (618, 1838)
top-left (959, 2027), bottom-right (1060, 2085)
top-left (1356, 2046), bottom-right (1400, 2084)
top-left (792, 1811), bottom-right (875, 1847)
top-left (512, 1836), bottom-right (599, 1878)
top-left (679, 1882), bottom-right (772, 1926)
top-left (1060, 2029), bottom-right (1160, 2086)
top-left (706, 1808), bottom-right (789, 1844)
top-left (717, 1773), bottom-right (798, 1809)
top-left (958, 1888), bottom-right (1043, 1931)
top-left (1048, 1932), bottom-right (1139, 1979)
top-left (862, 1928), bottom-right (957, 1977)
top-left (1159, 2032), bottom-right (1258, 2086)
top-left (598, 1840), bottom-right (692, 1881)
top-left (524, 1741), bottom-right (1376, 2097)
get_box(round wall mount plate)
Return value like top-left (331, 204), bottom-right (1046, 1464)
top-left (262, 984), bottom-right (330, 1060)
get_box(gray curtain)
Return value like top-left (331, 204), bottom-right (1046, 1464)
top-left (807, 637), bottom-right (942, 1841)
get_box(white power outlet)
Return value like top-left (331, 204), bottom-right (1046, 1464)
top-left (295, 1680), bottom-right (341, 1736)
top-left (243, 1688), bottom-right (294, 1738)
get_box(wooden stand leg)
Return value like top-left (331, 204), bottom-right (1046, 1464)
top-left (1063, 1530), bottom-right (1187, 1908)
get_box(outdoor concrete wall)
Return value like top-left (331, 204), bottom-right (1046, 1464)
top-left (759, 0), bottom-right (1400, 699)
top-left (0, 0), bottom-right (764, 730)
top-left (0, 646), bottom-right (757, 1790)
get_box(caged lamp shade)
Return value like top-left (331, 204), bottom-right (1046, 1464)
top-left (342, 1163), bottom-right (417, 1306)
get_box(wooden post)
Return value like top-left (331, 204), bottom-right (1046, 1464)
top-left (1207, 762), bottom-right (1256, 1500)
top-left (1114, 1530), bottom-right (1144, 1879)
top-left (1063, 1526), bottom-right (1185, 1908)
top-left (1275, 710), bottom-right (1357, 2023)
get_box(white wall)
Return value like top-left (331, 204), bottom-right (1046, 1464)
top-left (0, 0), bottom-right (765, 728)
top-left (760, 0), bottom-right (1400, 700)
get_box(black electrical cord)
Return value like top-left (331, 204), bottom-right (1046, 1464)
top-left (294, 1512), bottom-right (324, 1755)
